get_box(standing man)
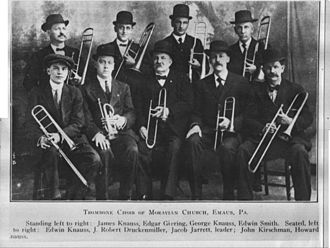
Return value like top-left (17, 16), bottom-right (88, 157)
top-left (228, 10), bottom-right (263, 81)
top-left (136, 40), bottom-right (193, 200)
top-left (82, 44), bottom-right (139, 200)
top-left (237, 49), bottom-right (313, 201)
top-left (163, 4), bottom-right (204, 82)
top-left (26, 54), bottom-right (101, 200)
top-left (186, 40), bottom-right (250, 200)
top-left (23, 14), bottom-right (80, 91)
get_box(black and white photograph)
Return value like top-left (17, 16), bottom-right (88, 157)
top-left (0, 0), bottom-right (328, 247)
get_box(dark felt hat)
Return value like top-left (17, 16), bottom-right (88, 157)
top-left (169, 4), bottom-right (192, 20)
top-left (93, 44), bottom-right (117, 60)
top-left (153, 40), bottom-right (173, 58)
top-left (43, 54), bottom-right (74, 69)
top-left (263, 49), bottom-right (286, 64)
top-left (230, 10), bottom-right (258, 24)
top-left (41, 14), bottom-right (69, 32)
top-left (113, 11), bottom-right (136, 26)
top-left (205, 40), bottom-right (230, 56)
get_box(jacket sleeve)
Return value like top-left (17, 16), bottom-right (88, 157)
top-left (122, 84), bottom-right (136, 130)
top-left (233, 78), bottom-right (250, 132)
top-left (190, 79), bottom-right (203, 128)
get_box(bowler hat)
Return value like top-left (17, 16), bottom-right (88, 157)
top-left (230, 10), bottom-right (258, 24)
top-left (41, 14), bottom-right (69, 32)
top-left (263, 49), bottom-right (286, 64)
top-left (93, 44), bottom-right (117, 61)
top-left (44, 54), bottom-right (74, 69)
top-left (205, 40), bottom-right (230, 56)
top-left (169, 4), bottom-right (192, 20)
top-left (113, 11), bottom-right (136, 26)
top-left (153, 40), bottom-right (173, 58)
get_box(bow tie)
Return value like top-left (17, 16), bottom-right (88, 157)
top-left (268, 84), bottom-right (280, 92)
top-left (119, 43), bottom-right (127, 47)
top-left (156, 75), bottom-right (167, 80)
top-left (56, 47), bottom-right (65, 51)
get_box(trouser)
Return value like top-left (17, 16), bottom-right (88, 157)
top-left (136, 129), bottom-right (182, 199)
top-left (94, 134), bottom-right (139, 200)
top-left (237, 139), bottom-right (311, 201)
top-left (41, 143), bottom-right (101, 200)
top-left (186, 132), bottom-right (240, 200)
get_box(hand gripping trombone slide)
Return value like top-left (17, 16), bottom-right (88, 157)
top-left (97, 98), bottom-right (118, 140)
top-left (31, 105), bottom-right (89, 187)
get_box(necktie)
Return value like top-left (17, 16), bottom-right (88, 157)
top-left (242, 43), bottom-right (247, 56)
top-left (178, 37), bottom-right (183, 45)
top-left (119, 43), bottom-right (127, 47)
top-left (216, 78), bottom-right (224, 88)
top-left (268, 84), bottom-right (280, 92)
top-left (56, 47), bottom-right (65, 51)
top-left (53, 89), bottom-right (60, 110)
top-left (156, 75), bottom-right (167, 80)
top-left (105, 81), bottom-right (111, 102)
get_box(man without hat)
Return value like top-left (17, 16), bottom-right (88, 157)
top-left (23, 14), bottom-right (80, 91)
top-left (81, 44), bottom-right (139, 200)
top-left (236, 49), bottom-right (313, 201)
top-left (186, 40), bottom-right (250, 200)
top-left (135, 40), bottom-right (193, 200)
top-left (228, 10), bottom-right (265, 81)
top-left (162, 4), bottom-right (205, 82)
top-left (26, 54), bottom-right (102, 200)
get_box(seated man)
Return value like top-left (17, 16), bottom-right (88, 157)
top-left (81, 44), bottom-right (139, 200)
top-left (186, 40), bottom-right (250, 200)
top-left (26, 54), bottom-right (101, 200)
top-left (237, 49), bottom-right (313, 201)
top-left (135, 40), bottom-right (193, 200)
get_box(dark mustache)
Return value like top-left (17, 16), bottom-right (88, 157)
top-left (58, 33), bottom-right (66, 38)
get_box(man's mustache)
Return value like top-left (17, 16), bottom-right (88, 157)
top-left (58, 33), bottom-right (67, 38)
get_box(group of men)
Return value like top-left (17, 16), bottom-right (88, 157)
top-left (24, 4), bottom-right (313, 201)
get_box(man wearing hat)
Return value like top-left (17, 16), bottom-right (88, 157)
top-left (26, 54), bottom-right (101, 200)
top-left (135, 40), bottom-right (193, 200)
top-left (228, 10), bottom-right (264, 81)
top-left (186, 40), bottom-right (250, 200)
top-left (81, 44), bottom-right (139, 200)
top-left (162, 4), bottom-right (204, 82)
top-left (23, 14), bottom-right (79, 91)
top-left (236, 49), bottom-right (313, 201)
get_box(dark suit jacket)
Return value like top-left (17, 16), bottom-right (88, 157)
top-left (26, 80), bottom-right (88, 147)
top-left (23, 45), bottom-right (79, 91)
top-left (163, 34), bottom-right (204, 77)
top-left (136, 69), bottom-right (193, 138)
top-left (81, 75), bottom-right (137, 141)
top-left (191, 72), bottom-right (250, 134)
top-left (228, 38), bottom-right (264, 80)
top-left (245, 79), bottom-right (313, 148)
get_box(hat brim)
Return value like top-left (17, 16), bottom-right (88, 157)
top-left (45, 58), bottom-right (74, 69)
top-left (153, 49), bottom-right (173, 58)
top-left (169, 15), bottom-right (192, 20)
top-left (112, 21), bottom-right (136, 26)
top-left (230, 18), bottom-right (258, 24)
top-left (205, 49), bottom-right (230, 57)
top-left (41, 20), bottom-right (69, 32)
top-left (92, 54), bottom-right (116, 61)
top-left (263, 57), bottom-right (286, 65)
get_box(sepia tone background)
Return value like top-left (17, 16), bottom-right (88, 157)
top-left (11, 1), bottom-right (319, 200)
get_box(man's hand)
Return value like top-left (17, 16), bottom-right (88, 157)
top-left (262, 122), bottom-right (277, 134)
top-left (189, 58), bottom-right (201, 68)
top-left (139, 126), bottom-right (148, 140)
top-left (124, 54), bottom-right (135, 66)
top-left (151, 106), bottom-right (169, 121)
top-left (218, 117), bottom-right (230, 130)
top-left (278, 112), bottom-right (293, 126)
top-left (186, 125), bottom-right (202, 139)
top-left (92, 132), bottom-right (110, 150)
top-left (39, 133), bottom-right (60, 149)
top-left (70, 70), bottom-right (82, 85)
top-left (244, 61), bottom-right (257, 74)
top-left (112, 114), bottom-right (127, 130)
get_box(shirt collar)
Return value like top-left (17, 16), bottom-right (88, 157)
top-left (49, 80), bottom-right (64, 92)
top-left (116, 39), bottom-right (129, 46)
top-left (172, 33), bottom-right (186, 44)
top-left (155, 69), bottom-right (170, 78)
top-left (239, 38), bottom-right (252, 50)
top-left (97, 75), bottom-right (112, 92)
top-left (51, 44), bottom-right (65, 53)
top-left (214, 70), bottom-right (228, 85)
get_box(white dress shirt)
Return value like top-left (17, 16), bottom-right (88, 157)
top-left (155, 70), bottom-right (170, 87)
top-left (50, 80), bottom-right (64, 104)
top-left (214, 70), bottom-right (228, 88)
top-left (172, 33), bottom-right (186, 45)
top-left (239, 38), bottom-right (252, 54)
top-left (97, 75), bottom-right (112, 93)
top-left (116, 39), bottom-right (129, 56)
top-left (51, 44), bottom-right (65, 55)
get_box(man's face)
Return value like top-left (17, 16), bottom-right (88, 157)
top-left (47, 23), bottom-right (67, 44)
top-left (47, 62), bottom-right (69, 84)
top-left (209, 51), bottom-right (230, 73)
top-left (115, 24), bottom-right (133, 42)
top-left (263, 61), bottom-right (285, 84)
top-left (234, 22), bottom-right (254, 43)
top-left (96, 56), bottom-right (115, 79)
top-left (153, 53), bottom-right (172, 74)
top-left (171, 17), bottom-right (189, 36)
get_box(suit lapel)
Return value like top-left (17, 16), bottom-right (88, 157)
top-left (218, 72), bottom-right (234, 104)
top-left (110, 79), bottom-right (120, 107)
top-left (274, 79), bottom-right (289, 108)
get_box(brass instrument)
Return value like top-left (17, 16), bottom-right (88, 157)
top-left (97, 98), bottom-right (118, 140)
top-left (248, 92), bottom-right (308, 173)
top-left (146, 88), bottom-right (167, 149)
top-left (189, 22), bottom-right (208, 83)
top-left (243, 16), bottom-right (271, 81)
top-left (214, 97), bottom-right (236, 151)
top-left (114, 23), bottom-right (155, 79)
top-left (31, 105), bottom-right (88, 187)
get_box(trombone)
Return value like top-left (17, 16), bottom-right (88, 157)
top-left (69, 28), bottom-right (94, 85)
top-left (31, 105), bottom-right (88, 187)
top-left (189, 22), bottom-right (208, 83)
top-left (97, 98), bottom-right (118, 140)
top-left (248, 92), bottom-right (308, 173)
top-left (145, 88), bottom-right (167, 149)
top-left (114, 23), bottom-right (155, 79)
top-left (242, 16), bottom-right (271, 81)
top-left (214, 97), bottom-right (236, 151)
